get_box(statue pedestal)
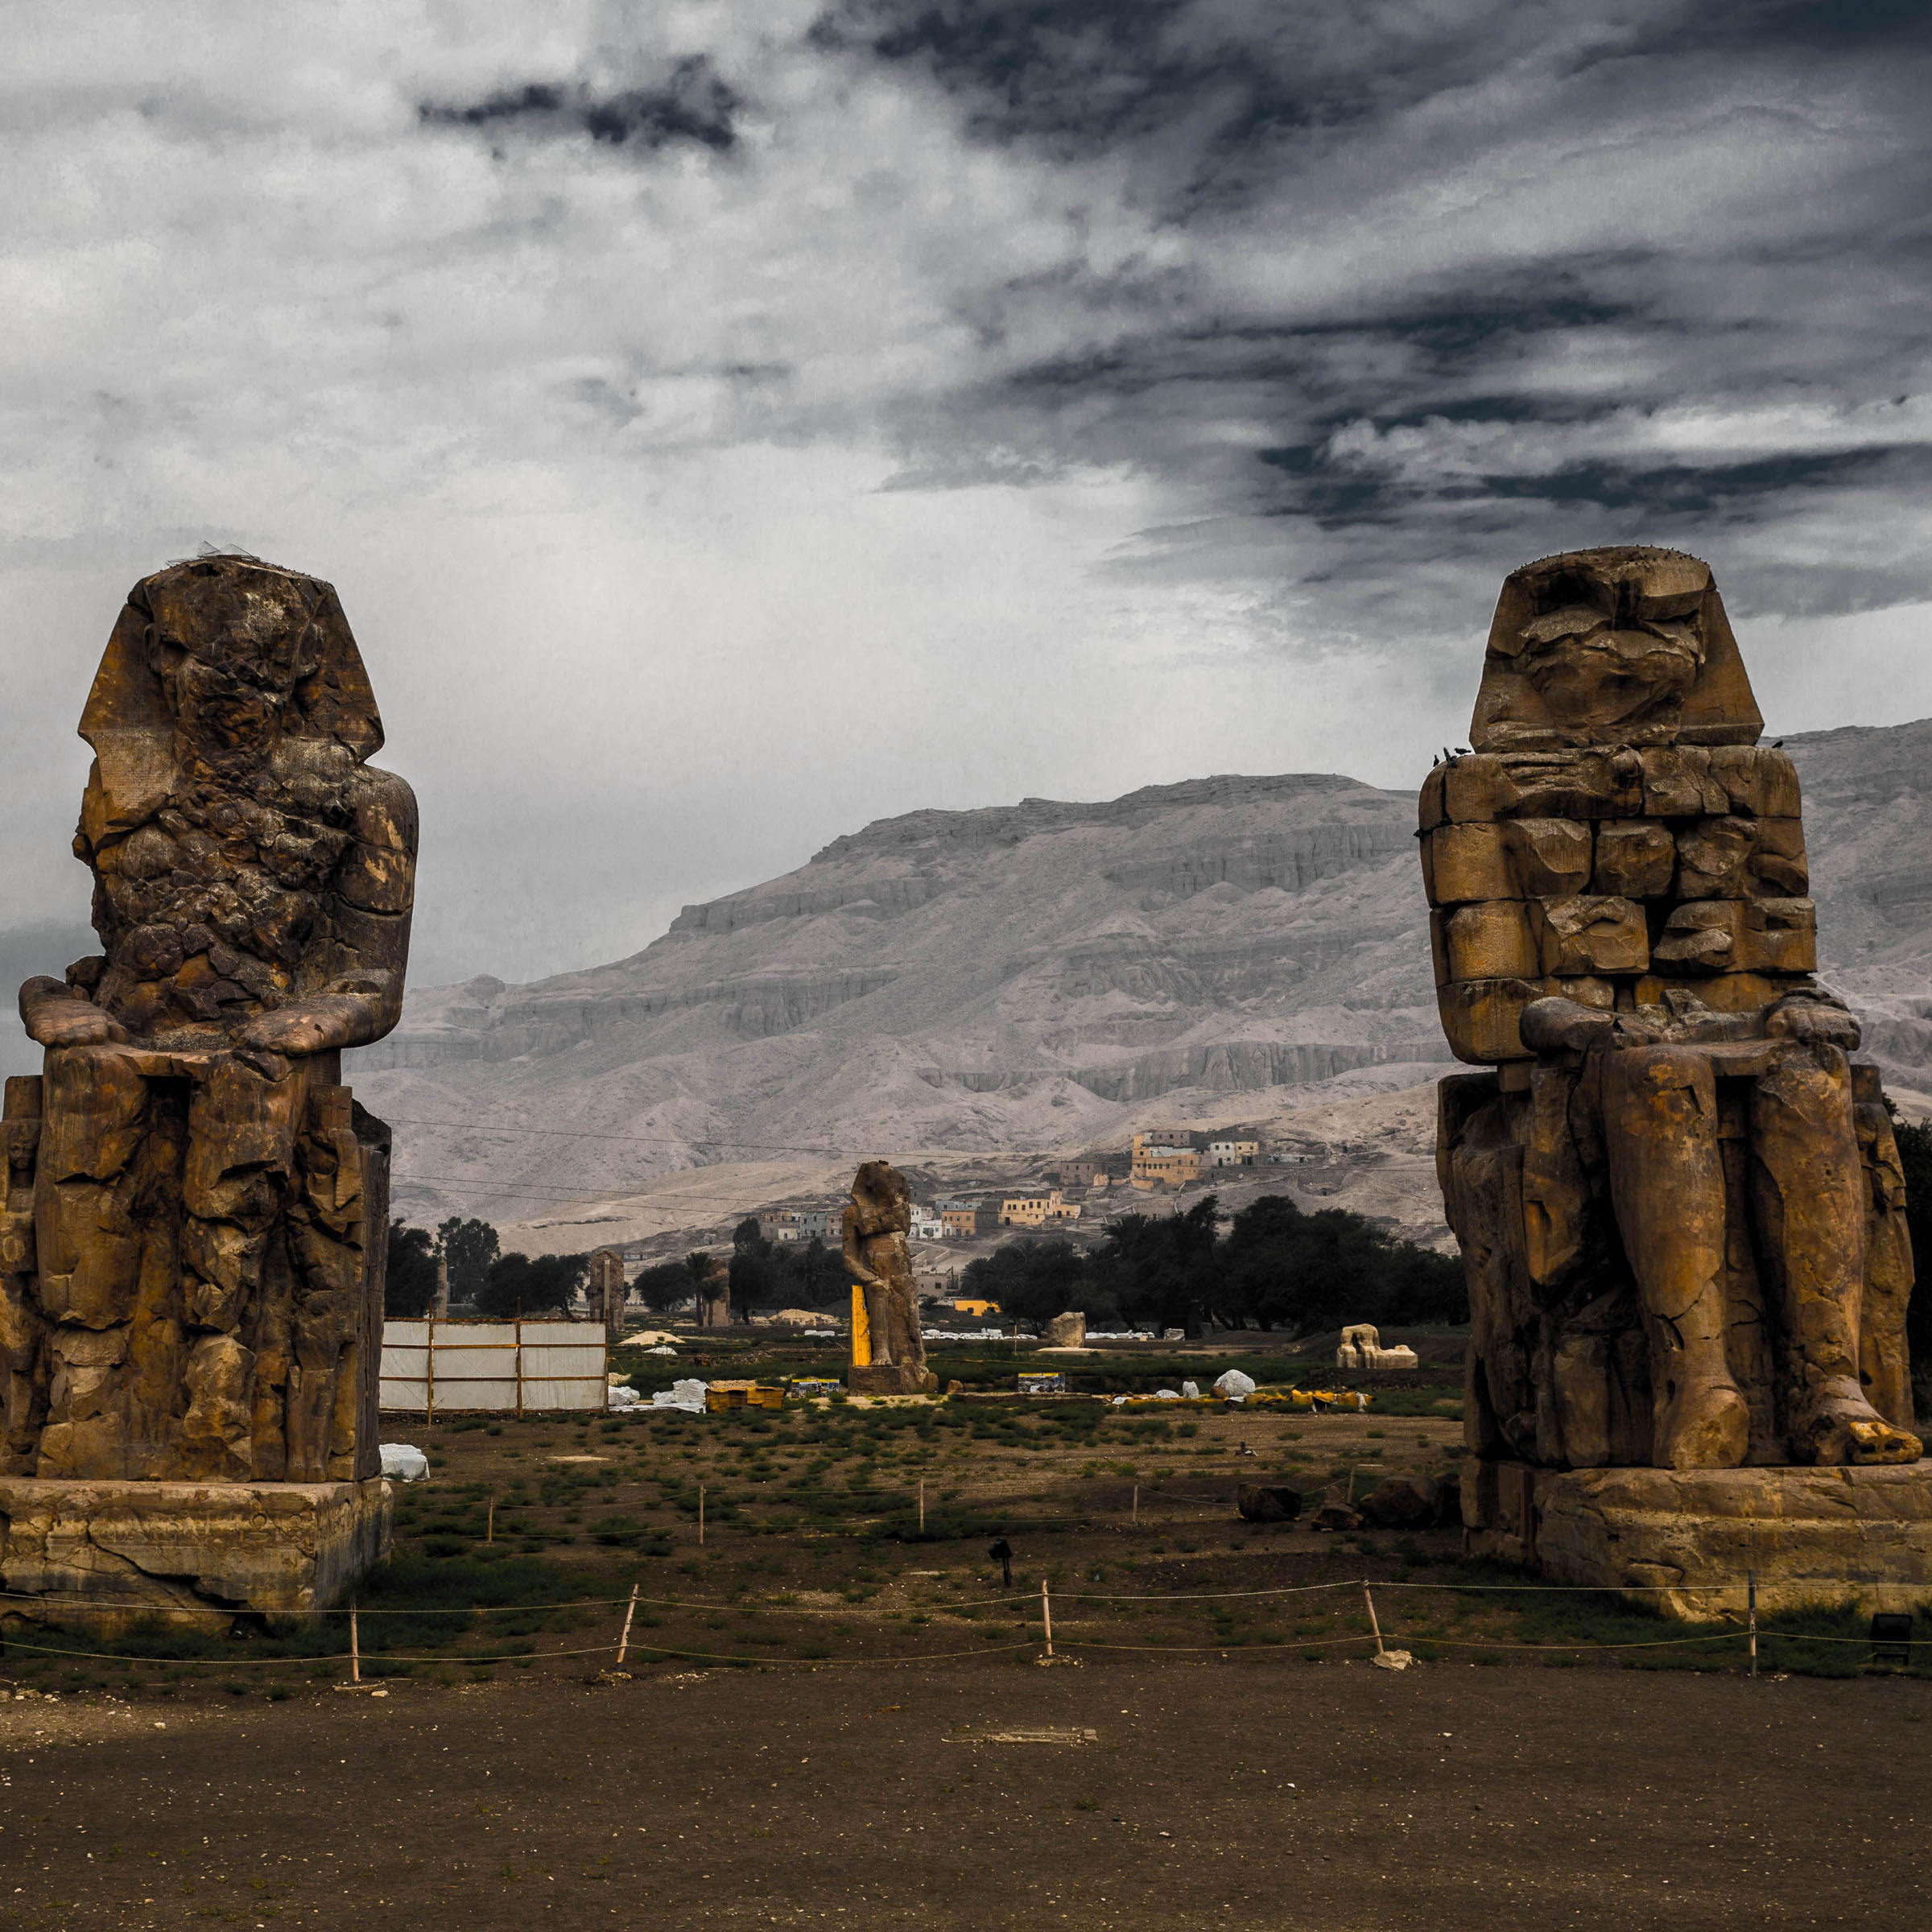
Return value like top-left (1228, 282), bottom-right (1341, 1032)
top-left (1464, 1456), bottom-right (1932, 1618)
top-left (845, 1364), bottom-right (937, 1397)
top-left (0, 1476), bottom-right (392, 1635)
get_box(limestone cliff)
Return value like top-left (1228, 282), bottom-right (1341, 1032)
top-left (346, 727), bottom-right (1932, 1239)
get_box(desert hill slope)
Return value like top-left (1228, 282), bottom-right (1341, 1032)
top-left (349, 724), bottom-right (1932, 1247)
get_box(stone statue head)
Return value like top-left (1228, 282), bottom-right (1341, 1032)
top-left (848, 1159), bottom-right (911, 1236)
top-left (1471, 546), bottom-right (1762, 751)
top-left (67, 555), bottom-right (410, 1046)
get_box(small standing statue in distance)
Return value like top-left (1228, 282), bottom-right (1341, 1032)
top-left (841, 1159), bottom-right (936, 1395)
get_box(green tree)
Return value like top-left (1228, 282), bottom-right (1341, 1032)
top-left (1089, 1196), bottom-right (1221, 1336)
top-left (634, 1257), bottom-right (700, 1313)
top-left (781, 1235), bottom-right (848, 1311)
top-left (384, 1222), bottom-right (438, 1319)
top-left (436, 1216), bottom-right (500, 1306)
top-left (477, 1250), bottom-right (586, 1319)
top-left (962, 1238), bottom-right (1095, 1325)
top-left (728, 1216), bottom-right (776, 1323)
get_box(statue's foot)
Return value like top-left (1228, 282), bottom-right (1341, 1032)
top-left (1656, 1381), bottom-right (1750, 1471)
top-left (1798, 1384), bottom-right (1923, 1465)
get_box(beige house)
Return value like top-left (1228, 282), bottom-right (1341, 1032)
top-left (1130, 1144), bottom-right (1201, 1189)
top-left (1208, 1138), bottom-right (1260, 1167)
top-left (997, 1189), bottom-right (1083, 1228)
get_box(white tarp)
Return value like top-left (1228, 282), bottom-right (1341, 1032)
top-left (651, 1378), bottom-right (708, 1414)
top-left (378, 1318), bottom-right (609, 1413)
top-left (380, 1443), bottom-right (430, 1481)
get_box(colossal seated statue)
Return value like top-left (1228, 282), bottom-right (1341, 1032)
top-left (842, 1159), bottom-right (936, 1395)
top-left (1426, 547), bottom-right (1918, 1476)
top-left (2, 554), bottom-right (415, 1488)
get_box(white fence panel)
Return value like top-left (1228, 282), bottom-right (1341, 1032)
top-left (378, 1318), bottom-right (608, 1414)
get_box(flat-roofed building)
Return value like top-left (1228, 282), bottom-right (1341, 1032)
top-left (1131, 1144), bottom-right (1202, 1189)
top-left (1208, 1138), bottom-right (1260, 1167)
top-left (997, 1189), bottom-right (1083, 1228)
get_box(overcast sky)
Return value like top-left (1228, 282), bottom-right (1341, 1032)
top-left (6, 0), bottom-right (1932, 1007)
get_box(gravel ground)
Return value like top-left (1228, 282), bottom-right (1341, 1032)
top-left (3, 1655), bottom-right (1928, 1930)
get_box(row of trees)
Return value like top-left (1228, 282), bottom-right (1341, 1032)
top-left (960, 1193), bottom-right (1466, 1337)
top-left (383, 1214), bottom-right (850, 1324)
top-left (384, 1217), bottom-right (589, 1320)
top-left (385, 1194), bottom-right (1461, 1335)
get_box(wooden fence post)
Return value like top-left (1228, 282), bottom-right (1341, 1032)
top-left (1040, 1578), bottom-right (1053, 1660)
top-left (1362, 1579), bottom-right (1384, 1657)
top-left (617, 1583), bottom-right (639, 1666)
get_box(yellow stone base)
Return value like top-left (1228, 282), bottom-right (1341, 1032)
top-left (1464, 1456), bottom-right (1932, 1619)
top-left (0, 1476), bottom-right (392, 1634)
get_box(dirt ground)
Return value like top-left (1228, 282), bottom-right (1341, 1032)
top-left (3, 1657), bottom-right (1929, 1930)
top-left (6, 1386), bottom-right (1928, 1926)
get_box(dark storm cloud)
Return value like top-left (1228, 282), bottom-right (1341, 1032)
top-left (803, 1), bottom-right (1932, 640)
top-left (420, 56), bottom-right (740, 152)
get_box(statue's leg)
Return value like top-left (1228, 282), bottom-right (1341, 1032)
top-left (863, 1285), bottom-right (894, 1364)
top-left (179, 1055), bottom-right (306, 1480)
top-left (1854, 1092), bottom-right (1916, 1431)
top-left (1749, 1042), bottom-right (1922, 1464)
top-left (2, 1077), bottom-right (48, 1472)
top-left (31, 1046), bottom-right (169, 1478)
top-left (1600, 1045), bottom-right (1749, 1470)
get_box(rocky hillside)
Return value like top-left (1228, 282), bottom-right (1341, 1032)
top-left (347, 726), bottom-right (1932, 1245)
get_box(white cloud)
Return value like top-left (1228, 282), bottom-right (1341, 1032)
top-left (3, 0), bottom-right (1932, 994)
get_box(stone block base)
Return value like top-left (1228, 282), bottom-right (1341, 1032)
top-left (0, 1477), bottom-right (392, 1635)
top-left (845, 1364), bottom-right (938, 1396)
top-left (1464, 1456), bottom-right (1932, 1618)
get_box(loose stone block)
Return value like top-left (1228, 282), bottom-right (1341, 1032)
top-left (1653, 898), bottom-right (1816, 975)
top-left (1529, 896), bottom-right (1649, 976)
top-left (1422, 822), bottom-right (1514, 906)
top-left (1675, 816), bottom-right (1757, 898)
top-left (1503, 819), bottom-right (1592, 896)
top-left (1592, 819), bottom-right (1676, 898)
top-left (1640, 746), bottom-right (1731, 817)
top-left (1708, 744), bottom-right (1801, 818)
top-left (1438, 903), bottom-right (1540, 981)
top-left (1436, 976), bottom-right (1542, 1063)
top-left (1752, 817), bottom-right (1808, 895)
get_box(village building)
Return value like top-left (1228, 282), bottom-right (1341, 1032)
top-left (1131, 1143), bottom-right (1202, 1189)
top-left (997, 1188), bottom-right (1083, 1228)
top-left (939, 1200), bottom-right (992, 1238)
top-left (1208, 1138), bottom-right (1260, 1167)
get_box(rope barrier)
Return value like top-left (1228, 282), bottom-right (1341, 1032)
top-left (0, 1586), bottom-right (1047, 1615)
